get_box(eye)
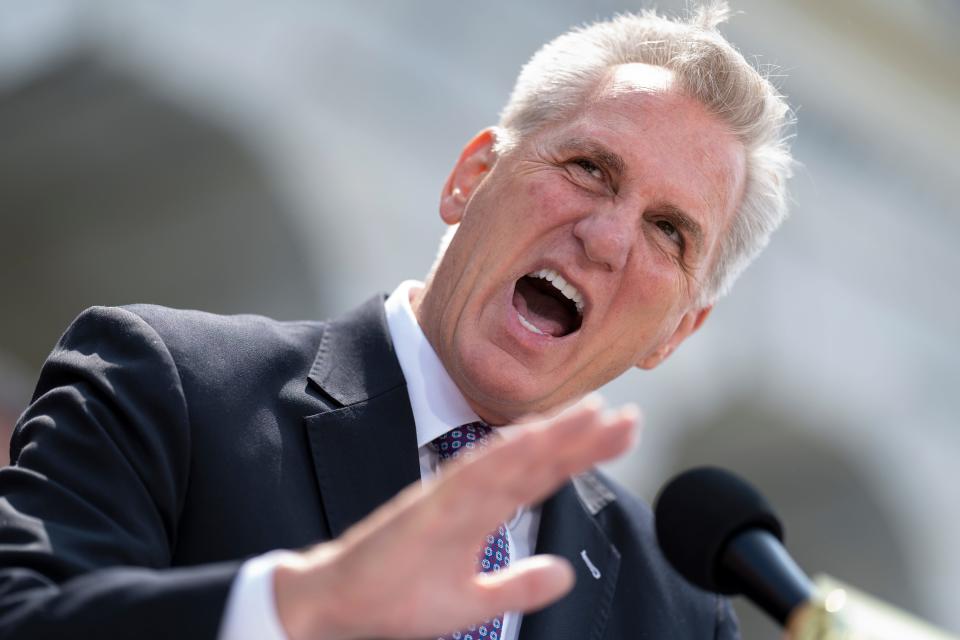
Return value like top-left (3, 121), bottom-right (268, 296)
top-left (656, 219), bottom-right (683, 247)
top-left (571, 158), bottom-right (605, 180)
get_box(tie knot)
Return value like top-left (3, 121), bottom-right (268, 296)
top-left (429, 421), bottom-right (493, 463)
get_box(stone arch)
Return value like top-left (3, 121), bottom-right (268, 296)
top-left (0, 53), bottom-right (321, 376)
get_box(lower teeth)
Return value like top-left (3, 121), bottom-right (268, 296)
top-left (518, 312), bottom-right (545, 335)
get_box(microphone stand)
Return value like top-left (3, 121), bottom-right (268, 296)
top-left (787, 575), bottom-right (960, 640)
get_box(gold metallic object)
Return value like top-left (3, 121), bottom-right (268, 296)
top-left (787, 575), bottom-right (959, 640)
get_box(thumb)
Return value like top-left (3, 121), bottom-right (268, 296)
top-left (473, 555), bottom-right (575, 616)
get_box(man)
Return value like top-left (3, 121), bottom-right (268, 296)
top-left (0, 3), bottom-right (793, 639)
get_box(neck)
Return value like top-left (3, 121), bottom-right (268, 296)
top-left (410, 282), bottom-right (509, 426)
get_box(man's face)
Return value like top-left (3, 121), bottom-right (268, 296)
top-left (415, 64), bottom-right (746, 424)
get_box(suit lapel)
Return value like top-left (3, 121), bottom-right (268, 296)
top-left (303, 295), bottom-right (421, 538)
top-left (520, 480), bottom-right (621, 640)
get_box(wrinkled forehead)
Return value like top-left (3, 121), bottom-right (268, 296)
top-left (571, 66), bottom-right (745, 221)
top-left (558, 63), bottom-right (745, 179)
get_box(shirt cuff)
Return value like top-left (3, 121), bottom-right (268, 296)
top-left (218, 549), bottom-right (300, 640)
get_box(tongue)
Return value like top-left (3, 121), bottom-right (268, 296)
top-left (513, 276), bottom-right (575, 337)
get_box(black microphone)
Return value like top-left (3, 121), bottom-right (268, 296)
top-left (653, 467), bottom-right (815, 626)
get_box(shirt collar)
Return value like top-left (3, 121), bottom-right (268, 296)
top-left (384, 280), bottom-right (481, 449)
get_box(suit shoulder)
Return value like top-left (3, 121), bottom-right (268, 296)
top-left (121, 303), bottom-right (323, 341)
top-left (62, 304), bottom-right (322, 341)
top-left (64, 304), bottom-right (326, 390)
top-left (126, 302), bottom-right (323, 370)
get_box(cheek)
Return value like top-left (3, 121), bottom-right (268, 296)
top-left (608, 267), bottom-right (688, 347)
top-left (523, 175), bottom-right (583, 225)
top-left (630, 253), bottom-right (685, 304)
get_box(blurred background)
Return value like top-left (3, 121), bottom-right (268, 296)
top-left (1, 0), bottom-right (957, 636)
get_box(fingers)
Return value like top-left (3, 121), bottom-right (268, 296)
top-left (434, 398), bottom-right (639, 534)
top-left (473, 555), bottom-right (575, 617)
top-left (459, 399), bottom-right (636, 501)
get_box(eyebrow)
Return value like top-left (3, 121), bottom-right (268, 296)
top-left (556, 138), bottom-right (626, 181)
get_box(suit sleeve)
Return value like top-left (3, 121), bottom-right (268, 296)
top-left (0, 306), bottom-right (241, 639)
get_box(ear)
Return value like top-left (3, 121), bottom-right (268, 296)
top-left (637, 305), bottom-right (713, 370)
top-left (439, 128), bottom-right (498, 225)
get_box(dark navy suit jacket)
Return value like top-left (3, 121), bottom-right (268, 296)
top-left (0, 296), bottom-right (738, 639)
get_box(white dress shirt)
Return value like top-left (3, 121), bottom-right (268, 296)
top-left (218, 281), bottom-right (541, 640)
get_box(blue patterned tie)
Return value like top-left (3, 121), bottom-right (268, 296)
top-left (430, 422), bottom-right (509, 640)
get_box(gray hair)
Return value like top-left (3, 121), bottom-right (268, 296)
top-left (495, 1), bottom-right (794, 305)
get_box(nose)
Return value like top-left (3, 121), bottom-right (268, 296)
top-left (573, 207), bottom-right (633, 272)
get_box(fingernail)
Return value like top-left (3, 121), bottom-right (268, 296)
top-left (619, 403), bottom-right (641, 422)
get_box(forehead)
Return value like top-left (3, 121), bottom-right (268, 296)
top-left (541, 63), bottom-right (746, 248)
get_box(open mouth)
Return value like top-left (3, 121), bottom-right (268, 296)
top-left (512, 268), bottom-right (584, 338)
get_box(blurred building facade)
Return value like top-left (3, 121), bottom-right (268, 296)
top-left (1, 1), bottom-right (958, 637)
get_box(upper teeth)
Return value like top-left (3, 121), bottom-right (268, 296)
top-left (531, 268), bottom-right (584, 314)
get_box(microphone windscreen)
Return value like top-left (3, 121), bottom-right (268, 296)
top-left (654, 466), bottom-right (784, 593)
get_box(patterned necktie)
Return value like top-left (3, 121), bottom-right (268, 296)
top-left (429, 422), bottom-right (509, 640)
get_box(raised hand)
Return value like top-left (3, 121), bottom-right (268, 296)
top-left (274, 397), bottom-right (639, 640)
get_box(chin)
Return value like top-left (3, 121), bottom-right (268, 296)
top-left (453, 343), bottom-right (562, 423)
